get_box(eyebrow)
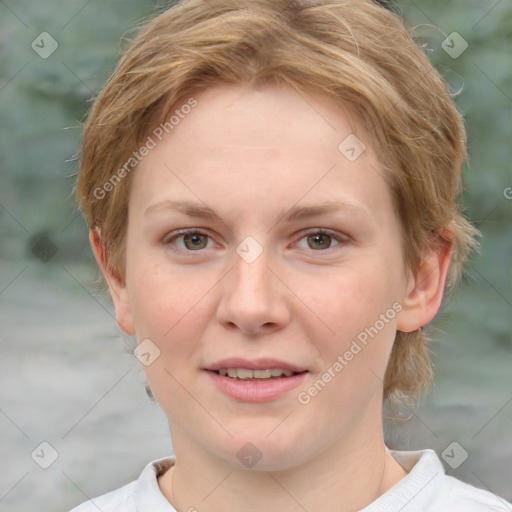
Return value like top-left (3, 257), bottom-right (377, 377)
top-left (144, 199), bottom-right (370, 229)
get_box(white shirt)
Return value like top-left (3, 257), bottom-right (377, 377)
top-left (69, 449), bottom-right (511, 511)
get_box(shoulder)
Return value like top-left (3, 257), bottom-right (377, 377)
top-left (67, 456), bottom-right (176, 512)
top-left (364, 449), bottom-right (511, 512)
top-left (437, 474), bottom-right (512, 511)
top-left (67, 480), bottom-right (136, 512)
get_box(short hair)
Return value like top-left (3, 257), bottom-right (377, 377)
top-left (76, 0), bottom-right (479, 404)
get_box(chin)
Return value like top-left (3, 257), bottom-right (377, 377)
top-left (211, 425), bottom-right (311, 472)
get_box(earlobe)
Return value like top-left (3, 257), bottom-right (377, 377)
top-left (397, 233), bottom-right (453, 333)
top-left (89, 229), bottom-right (136, 336)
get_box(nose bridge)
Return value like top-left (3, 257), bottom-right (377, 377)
top-left (217, 239), bottom-right (290, 334)
top-left (231, 242), bottom-right (275, 303)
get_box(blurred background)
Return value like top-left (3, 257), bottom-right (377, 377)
top-left (0, 0), bottom-right (510, 510)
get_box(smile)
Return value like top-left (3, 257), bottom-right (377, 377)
top-left (205, 368), bottom-right (309, 402)
top-left (214, 368), bottom-right (301, 379)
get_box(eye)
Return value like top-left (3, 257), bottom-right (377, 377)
top-left (295, 229), bottom-right (345, 251)
top-left (163, 229), bottom-right (214, 251)
top-left (162, 228), bottom-right (347, 253)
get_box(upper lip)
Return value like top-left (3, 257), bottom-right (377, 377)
top-left (205, 358), bottom-right (308, 373)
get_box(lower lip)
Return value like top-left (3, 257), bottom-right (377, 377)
top-left (205, 370), bottom-right (308, 402)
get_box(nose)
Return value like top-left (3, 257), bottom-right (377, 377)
top-left (216, 247), bottom-right (291, 336)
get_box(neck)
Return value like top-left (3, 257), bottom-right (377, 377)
top-left (159, 418), bottom-right (407, 511)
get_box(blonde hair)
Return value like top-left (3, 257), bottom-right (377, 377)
top-left (76, 0), bottom-right (479, 403)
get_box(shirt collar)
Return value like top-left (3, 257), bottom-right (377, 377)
top-left (134, 449), bottom-right (445, 512)
top-left (136, 455), bottom-right (176, 511)
top-left (359, 449), bottom-right (446, 511)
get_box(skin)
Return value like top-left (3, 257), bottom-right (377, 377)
top-left (92, 83), bottom-right (451, 511)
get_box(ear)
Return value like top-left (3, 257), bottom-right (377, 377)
top-left (89, 228), bottom-right (135, 335)
top-left (396, 232), bottom-right (453, 333)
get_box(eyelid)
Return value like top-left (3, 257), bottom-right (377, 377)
top-left (298, 227), bottom-right (349, 241)
top-left (162, 227), bottom-right (349, 253)
top-left (291, 228), bottom-right (349, 250)
top-left (162, 228), bottom-right (216, 252)
top-left (162, 228), bottom-right (211, 243)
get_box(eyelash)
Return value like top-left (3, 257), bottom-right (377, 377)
top-left (162, 228), bottom-right (347, 253)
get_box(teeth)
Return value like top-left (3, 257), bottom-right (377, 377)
top-left (216, 368), bottom-right (296, 379)
top-left (254, 369), bottom-right (272, 379)
top-left (272, 368), bottom-right (288, 377)
top-left (237, 368), bottom-right (253, 379)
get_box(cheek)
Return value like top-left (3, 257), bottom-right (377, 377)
top-left (126, 259), bottom-right (216, 399)
top-left (128, 263), bottom-right (212, 412)
top-left (302, 264), bottom-right (398, 341)
top-left (127, 252), bottom-right (211, 338)
top-left (297, 264), bottom-right (400, 394)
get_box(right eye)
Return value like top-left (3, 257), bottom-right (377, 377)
top-left (162, 229), bottom-right (215, 251)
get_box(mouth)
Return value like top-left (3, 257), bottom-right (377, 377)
top-left (204, 359), bottom-right (309, 401)
top-left (209, 368), bottom-right (306, 380)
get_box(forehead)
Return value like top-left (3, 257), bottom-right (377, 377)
top-left (167, 83), bottom-right (364, 158)
top-left (132, 83), bottom-right (395, 227)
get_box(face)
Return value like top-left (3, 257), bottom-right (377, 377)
top-left (110, 83), bottom-right (420, 470)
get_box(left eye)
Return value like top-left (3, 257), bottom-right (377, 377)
top-left (295, 230), bottom-right (343, 251)
top-left (163, 230), bottom-right (213, 251)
